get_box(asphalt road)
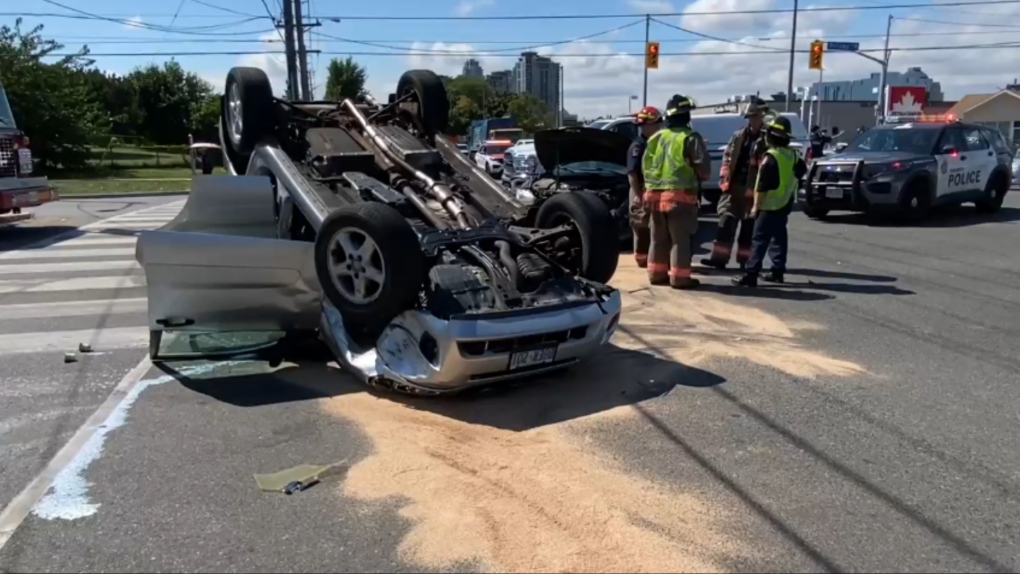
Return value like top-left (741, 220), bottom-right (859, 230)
top-left (1, 195), bottom-right (1019, 573)
top-left (0, 196), bottom-right (184, 522)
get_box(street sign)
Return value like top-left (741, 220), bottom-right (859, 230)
top-left (826, 41), bottom-right (860, 52)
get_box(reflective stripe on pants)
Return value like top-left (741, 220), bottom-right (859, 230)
top-left (709, 184), bottom-right (754, 264)
top-left (648, 201), bottom-right (699, 286)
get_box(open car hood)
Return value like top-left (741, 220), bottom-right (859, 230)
top-left (534, 127), bottom-right (633, 170)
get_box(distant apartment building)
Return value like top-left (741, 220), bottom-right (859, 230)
top-left (485, 70), bottom-right (514, 94)
top-left (512, 51), bottom-right (562, 117)
top-left (462, 59), bottom-right (484, 79)
top-left (808, 67), bottom-right (945, 102)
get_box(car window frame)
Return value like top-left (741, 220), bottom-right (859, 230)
top-left (935, 126), bottom-right (967, 154)
top-left (960, 125), bottom-right (990, 152)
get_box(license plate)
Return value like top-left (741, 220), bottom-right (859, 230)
top-left (825, 187), bottom-right (843, 199)
top-left (509, 345), bottom-right (557, 370)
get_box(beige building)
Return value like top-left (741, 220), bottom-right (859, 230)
top-left (947, 89), bottom-right (1020, 149)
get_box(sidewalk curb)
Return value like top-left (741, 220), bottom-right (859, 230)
top-left (59, 191), bottom-right (190, 200)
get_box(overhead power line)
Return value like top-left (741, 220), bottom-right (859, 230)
top-left (18, 42), bottom-right (1020, 58)
top-left (18, 0), bottom-right (1020, 22)
top-left (312, 19), bottom-right (646, 54)
top-left (895, 15), bottom-right (1020, 27)
top-left (33, 0), bottom-right (267, 35)
top-left (310, 0), bottom-right (1020, 19)
top-left (52, 29), bottom-right (1020, 44)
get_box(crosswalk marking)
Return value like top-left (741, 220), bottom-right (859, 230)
top-left (0, 199), bottom-right (185, 358)
top-left (0, 261), bottom-right (138, 275)
top-left (0, 298), bottom-right (147, 320)
top-left (1, 247), bottom-right (137, 260)
top-left (0, 275), bottom-right (145, 294)
top-left (0, 327), bottom-right (149, 355)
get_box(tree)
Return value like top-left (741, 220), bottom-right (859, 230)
top-left (125, 61), bottom-right (214, 145)
top-left (324, 57), bottom-right (367, 101)
top-left (190, 94), bottom-right (220, 142)
top-left (507, 93), bottom-right (552, 134)
top-left (0, 19), bottom-right (103, 168)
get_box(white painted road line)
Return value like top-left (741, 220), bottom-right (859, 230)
top-left (90, 221), bottom-right (169, 229)
top-left (40, 237), bottom-right (140, 248)
top-left (0, 260), bottom-right (138, 275)
top-left (0, 298), bottom-right (148, 320)
top-left (0, 275), bottom-right (145, 294)
top-left (0, 326), bottom-right (149, 355)
top-left (0, 247), bottom-right (137, 260)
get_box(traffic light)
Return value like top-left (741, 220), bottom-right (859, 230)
top-left (809, 40), bottom-right (824, 70)
top-left (645, 41), bottom-right (660, 69)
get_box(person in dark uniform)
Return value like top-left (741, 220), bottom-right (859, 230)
top-left (732, 116), bottom-right (807, 287)
top-left (700, 99), bottom-right (769, 270)
top-left (626, 106), bottom-right (663, 268)
top-left (808, 125), bottom-right (831, 162)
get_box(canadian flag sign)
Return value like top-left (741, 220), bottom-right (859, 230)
top-left (885, 86), bottom-right (927, 119)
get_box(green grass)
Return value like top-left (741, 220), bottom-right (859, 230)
top-left (88, 145), bottom-right (191, 168)
top-left (52, 166), bottom-right (194, 196)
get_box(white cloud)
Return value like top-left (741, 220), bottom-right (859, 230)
top-left (455, 0), bottom-right (496, 17)
top-left (122, 15), bottom-right (144, 31)
top-left (202, 0), bottom-right (1020, 121)
top-left (400, 0), bottom-right (1020, 120)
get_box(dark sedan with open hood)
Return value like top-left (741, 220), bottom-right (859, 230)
top-left (514, 127), bottom-right (634, 241)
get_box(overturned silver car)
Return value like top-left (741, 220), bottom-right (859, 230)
top-left (135, 66), bottom-right (622, 394)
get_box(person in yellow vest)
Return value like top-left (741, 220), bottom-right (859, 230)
top-left (641, 94), bottom-right (711, 289)
top-left (732, 115), bottom-right (807, 287)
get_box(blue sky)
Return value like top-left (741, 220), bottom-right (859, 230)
top-left (17, 0), bottom-right (1020, 117)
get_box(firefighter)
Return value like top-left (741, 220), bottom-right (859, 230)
top-left (642, 94), bottom-right (711, 289)
top-left (700, 99), bottom-right (768, 270)
top-left (732, 116), bottom-right (807, 287)
top-left (627, 106), bottom-right (663, 268)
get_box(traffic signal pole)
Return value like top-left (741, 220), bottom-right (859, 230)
top-left (785, 0), bottom-right (799, 112)
top-left (642, 15), bottom-right (650, 107)
top-left (876, 15), bottom-right (893, 125)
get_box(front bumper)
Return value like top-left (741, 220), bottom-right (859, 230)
top-left (320, 290), bottom-right (622, 394)
top-left (799, 161), bottom-right (905, 212)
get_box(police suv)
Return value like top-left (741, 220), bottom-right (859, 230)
top-left (801, 119), bottom-right (1013, 219)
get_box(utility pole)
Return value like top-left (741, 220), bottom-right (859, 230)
top-left (642, 14), bottom-right (650, 107)
top-left (785, 0), bottom-right (799, 111)
top-left (293, 0), bottom-right (311, 100)
top-left (281, 0), bottom-right (299, 100)
top-left (875, 14), bottom-right (893, 125)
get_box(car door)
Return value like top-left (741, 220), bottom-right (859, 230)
top-left (135, 175), bottom-right (322, 360)
top-left (933, 126), bottom-right (971, 200)
top-left (959, 126), bottom-right (998, 198)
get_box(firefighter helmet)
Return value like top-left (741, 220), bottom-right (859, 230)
top-left (766, 115), bottom-right (793, 144)
top-left (664, 94), bottom-right (696, 118)
top-left (635, 106), bottom-right (663, 124)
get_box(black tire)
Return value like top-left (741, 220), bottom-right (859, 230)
top-left (898, 178), bottom-right (932, 221)
top-left (535, 192), bottom-right (619, 284)
top-left (314, 203), bottom-right (426, 335)
top-left (396, 70), bottom-right (449, 135)
top-left (975, 172), bottom-right (1008, 214)
top-left (802, 205), bottom-right (830, 219)
top-left (223, 67), bottom-right (274, 156)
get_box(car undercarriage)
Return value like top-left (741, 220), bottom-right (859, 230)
top-left (135, 66), bottom-right (623, 395)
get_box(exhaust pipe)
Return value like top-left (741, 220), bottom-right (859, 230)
top-left (342, 98), bottom-right (471, 228)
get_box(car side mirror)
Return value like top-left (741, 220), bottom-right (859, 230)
top-left (941, 145), bottom-right (958, 155)
top-left (831, 126), bottom-right (840, 136)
